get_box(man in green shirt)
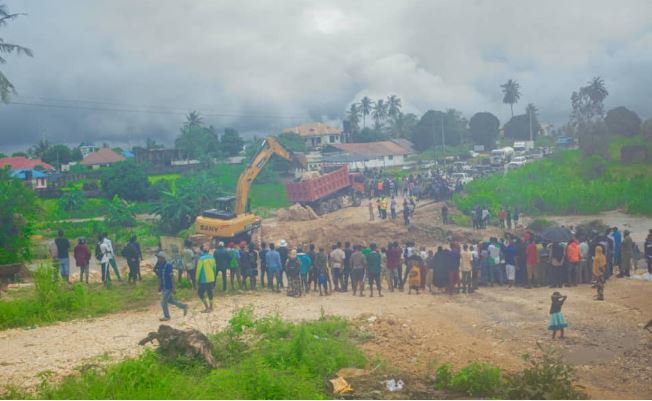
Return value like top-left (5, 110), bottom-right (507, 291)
top-left (365, 242), bottom-right (383, 297)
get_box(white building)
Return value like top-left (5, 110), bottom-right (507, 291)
top-left (322, 139), bottom-right (416, 170)
top-left (79, 142), bottom-right (99, 158)
top-left (283, 122), bottom-right (342, 150)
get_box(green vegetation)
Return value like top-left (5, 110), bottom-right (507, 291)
top-left (0, 168), bottom-right (37, 264)
top-left (455, 147), bottom-right (652, 216)
top-left (434, 349), bottom-right (587, 399)
top-left (0, 265), bottom-right (190, 330)
top-left (8, 309), bottom-right (366, 399)
top-left (100, 160), bottom-right (151, 201)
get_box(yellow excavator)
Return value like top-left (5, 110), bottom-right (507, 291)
top-left (194, 136), bottom-right (293, 242)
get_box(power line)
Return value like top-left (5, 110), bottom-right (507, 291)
top-left (6, 98), bottom-right (316, 120)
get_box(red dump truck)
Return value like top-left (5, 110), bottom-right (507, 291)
top-left (284, 165), bottom-right (365, 214)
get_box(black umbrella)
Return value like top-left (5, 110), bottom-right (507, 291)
top-left (542, 226), bottom-right (573, 243)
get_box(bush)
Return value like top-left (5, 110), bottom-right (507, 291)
top-left (100, 160), bottom-right (150, 201)
top-left (0, 265), bottom-right (162, 330)
top-left (433, 350), bottom-right (588, 400)
top-left (24, 311), bottom-right (366, 399)
top-left (503, 349), bottom-right (588, 400)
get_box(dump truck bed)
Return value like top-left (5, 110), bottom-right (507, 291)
top-left (285, 166), bottom-right (351, 203)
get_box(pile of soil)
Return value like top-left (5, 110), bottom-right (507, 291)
top-left (275, 203), bottom-right (320, 221)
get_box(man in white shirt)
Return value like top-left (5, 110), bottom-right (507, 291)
top-left (329, 242), bottom-right (345, 292)
top-left (102, 233), bottom-right (122, 283)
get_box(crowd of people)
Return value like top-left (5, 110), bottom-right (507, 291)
top-left (149, 222), bottom-right (650, 322)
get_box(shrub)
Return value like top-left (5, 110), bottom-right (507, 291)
top-left (24, 311), bottom-right (366, 399)
top-left (503, 349), bottom-right (589, 400)
top-left (433, 351), bottom-right (588, 400)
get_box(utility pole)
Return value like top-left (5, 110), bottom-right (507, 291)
top-left (441, 115), bottom-right (446, 170)
top-left (529, 108), bottom-right (533, 142)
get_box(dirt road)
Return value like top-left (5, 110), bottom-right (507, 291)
top-left (5, 203), bottom-right (652, 398)
top-left (1, 278), bottom-right (649, 399)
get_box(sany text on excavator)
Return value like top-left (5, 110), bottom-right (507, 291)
top-left (194, 136), bottom-right (293, 243)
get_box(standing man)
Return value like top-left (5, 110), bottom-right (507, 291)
top-left (365, 243), bottom-right (383, 297)
top-left (390, 197), bottom-right (397, 220)
top-left (329, 242), bottom-right (345, 292)
top-left (123, 236), bottom-right (142, 284)
top-left (213, 241), bottom-right (229, 291)
top-left (182, 240), bottom-right (196, 288)
top-left (102, 233), bottom-right (122, 281)
top-left (565, 239), bottom-right (580, 286)
top-left (402, 200), bottom-right (410, 225)
top-left (155, 252), bottom-right (188, 321)
top-left (441, 204), bottom-right (449, 225)
top-left (54, 230), bottom-right (71, 283)
top-left (368, 199), bottom-right (375, 221)
top-left (619, 230), bottom-right (634, 277)
top-left (73, 237), bottom-right (90, 284)
top-left (259, 242), bottom-right (268, 288)
top-left (195, 244), bottom-right (217, 313)
top-left (386, 242), bottom-right (401, 291)
top-left (265, 243), bottom-right (282, 292)
top-left (645, 230), bottom-right (652, 274)
top-left (278, 240), bottom-right (289, 288)
top-left (350, 245), bottom-right (367, 296)
top-left (525, 239), bottom-right (538, 288)
top-left (342, 242), bottom-right (353, 291)
top-left (460, 244), bottom-right (473, 294)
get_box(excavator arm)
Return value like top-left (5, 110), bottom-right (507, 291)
top-left (234, 136), bottom-right (293, 214)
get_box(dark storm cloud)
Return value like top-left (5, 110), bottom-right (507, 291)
top-left (0, 0), bottom-right (651, 152)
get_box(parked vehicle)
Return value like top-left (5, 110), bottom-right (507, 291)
top-left (512, 156), bottom-right (527, 164)
top-left (284, 165), bottom-right (365, 214)
top-left (513, 141), bottom-right (534, 154)
top-left (490, 147), bottom-right (514, 166)
top-left (451, 172), bottom-right (473, 184)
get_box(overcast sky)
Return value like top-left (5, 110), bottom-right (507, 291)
top-left (1, 0), bottom-right (651, 152)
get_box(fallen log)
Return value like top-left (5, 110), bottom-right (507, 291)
top-left (139, 325), bottom-right (219, 368)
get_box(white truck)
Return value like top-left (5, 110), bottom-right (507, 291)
top-left (513, 141), bottom-right (534, 154)
top-left (490, 147), bottom-right (515, 166)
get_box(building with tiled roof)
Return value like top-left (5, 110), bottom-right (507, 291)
top-left (283, 122), bottom-right (342, 150)
top-left (322, 140), bottom-right (416, 169)
top-left (0, 156), bottom-right (55, 171)
top-left (80, 147), bottom-right (126, 169)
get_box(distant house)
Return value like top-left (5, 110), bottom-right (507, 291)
top-left (121, 149), bottom-right (135, 159)
top-left (0, 156), bottom-right (55, 172)
top-left (134, 148), bottom-right (182, 167)
top-left (322, 139), bottom-right (416, 170)
top-left (10, 169), bottom-right (49, 190)
top-left (283, 122), bottom-right (342, 150)
top-left (79, 142), bottom-right (99, 158)
top-left (80, 147), bottom-right (126, 169)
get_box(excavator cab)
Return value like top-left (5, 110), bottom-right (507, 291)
top-left (201, 196), bottom-right (237, 220)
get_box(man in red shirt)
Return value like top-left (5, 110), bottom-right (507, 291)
top-left (525, 239), bottom-right (538, 288)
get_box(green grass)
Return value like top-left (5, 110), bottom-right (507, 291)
top-left (434, 349), bottom-right (588, 399)
top-left (148, 174), bottom-right (181, 194)
top-left (32, 219), bottom-right (160, 249)
top-left (6, 309), bottom-right (367, 399)
top-left (454, 146), bottom-right (652, 216)
top-left (0, 265), bottom-right (193, 330)
top-left (212, 164), bottom-right (290, 209)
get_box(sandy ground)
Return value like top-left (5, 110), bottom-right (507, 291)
top-left (3, 203), bottom-right (651, 399)
top-left (0, 278), bottom-right (649, 399)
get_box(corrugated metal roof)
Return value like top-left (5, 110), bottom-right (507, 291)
top-left (327, 140), bottom-right (415, 157)
top-left (10, 169), bottom-right (49, 179)
top-left (80, 148), bottom-right (127, 165)
top-left (283, 122), bottom-right (341, 137)
top-left (0, 156), bottom-right (55, 171)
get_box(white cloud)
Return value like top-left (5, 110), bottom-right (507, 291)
top-left (0, 0), bottom-right (651, 150)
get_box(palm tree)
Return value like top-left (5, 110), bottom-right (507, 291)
top-left (359, 96), bottom-right (373, 128)
top-left (371, 99), bottom-right (388, 130)
top-left (184, 111), bottom-right (203, 129)
top-left (0, 4), bottom-right (33, 103)
top-left (347, 103), bottom-right (360, 134)
top-left (501, 79), bottom-right (521, 118)
top-left (583, 76), bottom-right (608, 118)
top-left (525, 103), bottom-right (538, 118)
top-left (387, 95), bottom-right (402, 121)
top-left (29, 138), bottom-right (49, 159)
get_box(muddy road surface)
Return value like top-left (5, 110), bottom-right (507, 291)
top-left (1, 278), bottom-right (649, 399)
